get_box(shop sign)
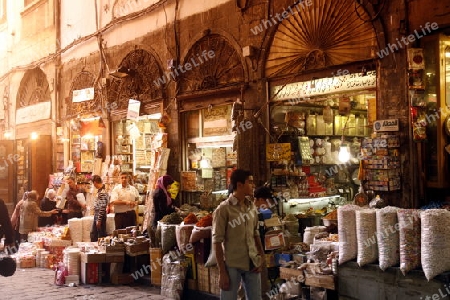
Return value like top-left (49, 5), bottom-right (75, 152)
top-left (16, 101), bottom-right (51, 124)
top-left (72, 87), bottom-right (94, 102)
top-left (126, 99), bottom-right (141, 121)
top-left (373, 119), bottom-right (399, 132)
top-left (271, 71), bottom-right (376, 101)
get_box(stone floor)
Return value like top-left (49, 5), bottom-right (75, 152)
top-left (0, 267), bottom-right (174, 300)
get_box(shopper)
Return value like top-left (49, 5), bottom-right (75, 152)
top-left (212, 169), bottom-right (264, 300)
top-left (11, 192), bottom-right (27, 245)
top-left (18, 190), bottom-right (58, 241)
top-left (90, 175), bottom-right (108, 242)
top-left (151, 174), bottom-right (176, 228)
top-left (38, 189), bottom-right (57, 227)
top-left (110, 172), bottom-right (140, 230)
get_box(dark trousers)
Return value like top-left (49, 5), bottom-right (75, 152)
top-left (114, 210), bottom-right (136, 230)
top-left (90, 214), bottom-right (107, 242)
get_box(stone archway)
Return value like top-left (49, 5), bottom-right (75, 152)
top-left (264, 0), bottom-right (378, 78)
top-left (66, 71), bottom-right (100, 118)
top-left (17, 67), bottom-right (51, 107)
top-left (179, 33), bottom-right (245, 94)
top-left (108, 48), bottom-right (165, 116)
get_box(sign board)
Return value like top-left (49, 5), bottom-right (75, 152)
top-left (271, 71), bottom-right (376, 101)
top-left (16, 101), bottom-right (51, 124)
top-left (373, 119), bottom-right (399, 132)
top-left (126, 99), bottom-right (141, 121)
top-left (73, 87), bottom-right (94, 103)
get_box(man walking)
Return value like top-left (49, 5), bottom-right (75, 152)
top-left (212, 169), bottom-right (265, 300)
top-left (91, 175), bottom-right (108, 242)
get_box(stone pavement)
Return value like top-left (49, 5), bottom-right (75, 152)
top-left (0, 267), bottom-right (174, 300)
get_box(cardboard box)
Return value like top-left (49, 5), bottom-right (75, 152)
top-left (81, 263), bottom-right (99, 284)
top-left (185, 253), bottom-right (196, 279)
top-left (274, 253), bottom-right (292, 266)
top-left (80, 252), bottom-right (106, 263)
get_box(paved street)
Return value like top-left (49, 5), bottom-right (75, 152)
top-left (0, 267), bottom-right (172, 300)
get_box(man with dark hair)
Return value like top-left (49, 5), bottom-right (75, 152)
top-left (64, 177), bottom-right (86, 221)
top-left (212, 169), bottom-right (264, 300)
top-left (110, 172), bottom-right (139, 230)
top-left (90, 175), bottom-right (108, 242)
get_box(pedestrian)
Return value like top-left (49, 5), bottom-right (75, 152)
top-left (38, 189), bottom-right (57, 227)
top-left (212, 169), bottom-right (265, 300)
top-left (110, 172), bottom-right (140, 230)
top-left (151, 174), bottom-right (176, 229)
top-left (90, 175), bottom-right (108, 242)
top-left (0, 198), bottom-right (15, 252)
top-left (11, 192), bottom-right (27, 246)
top-left (18, 190), bottom-right (58, 242)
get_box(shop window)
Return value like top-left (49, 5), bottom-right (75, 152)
top-left (181, 105), bottom-right (237, 209)
top-left (268, 72), bottom-right (377, 212)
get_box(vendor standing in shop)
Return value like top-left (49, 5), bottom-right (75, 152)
top-left (110, 172), bottom-right (140, 230)
top-left (213, 169), bottom-right (264, 300)
top-left (63, 177), bottom-right (86, 222)
top-left (90, 175), bottom-right (108, 242)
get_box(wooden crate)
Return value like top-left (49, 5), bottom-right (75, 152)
top-left (305, 273), bottom-right (335, 290)
top-left (197, 263), bottom-right (210, 293)
top-left (279, 267), bottom-right (305, 282)
top-left (150, 248), bottom-right (162, 286)
top-left (209, 266), bottom-right (220, 295)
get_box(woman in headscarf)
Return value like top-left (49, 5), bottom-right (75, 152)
top-left (152, 175), bottom-right (175, 228)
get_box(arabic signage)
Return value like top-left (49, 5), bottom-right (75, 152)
top-left (16, 101), bottom-right (51, 124)
top-left (373, 119), bottom-right (399, 132)
top-left (126, 99), bottom-right (141, 121)
top-left (271, 71), bottom-right (377, 101)
top-left (73, 87), bottom-right (95, 103)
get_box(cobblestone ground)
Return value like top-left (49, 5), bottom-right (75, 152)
top-left (0, 267), bottom-right (173, 300)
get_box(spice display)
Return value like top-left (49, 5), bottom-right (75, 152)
top-left (397, 209), bottom-right (421, 276)
top-left (183, 213), bottom-right (198, 225)
top-left (161, 212), bottom-right (183, 224)
top-left (338, 204), bottom-right (360, 265)
top-left (158, 222), bottom-right (178, 254)
top-left (196, 214), bottom-right (213, 227)
top-left (175, 223), bottom-right (194, 251)
top-left (421, 209), bottom-right (450, 281)
top-left (356, 209), bottom-right (377, 267)
top-left (376, 206), bottom-right (399, 271)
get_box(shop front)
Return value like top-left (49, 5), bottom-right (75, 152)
top-left (177, 33), bottom-right (248, 209)
top-left (14, 67), bottom-right (54, 201)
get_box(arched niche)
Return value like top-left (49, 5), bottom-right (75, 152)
top-left (66, 71), bottom-right (100, 117)
top-left (264, 0), bottom-right (378, 78)
top-left (108, 48), bottom-right (165, 116)
top-left (179, 34), bottom-right (245, 94)
top-left (17, 67), bottom-right (51, 108)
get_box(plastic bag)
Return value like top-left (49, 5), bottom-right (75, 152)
top-left (175, 223), bottom-right (194, 251)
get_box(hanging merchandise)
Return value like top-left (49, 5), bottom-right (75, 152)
top-left (353, 184), bottom-right (368, 207)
